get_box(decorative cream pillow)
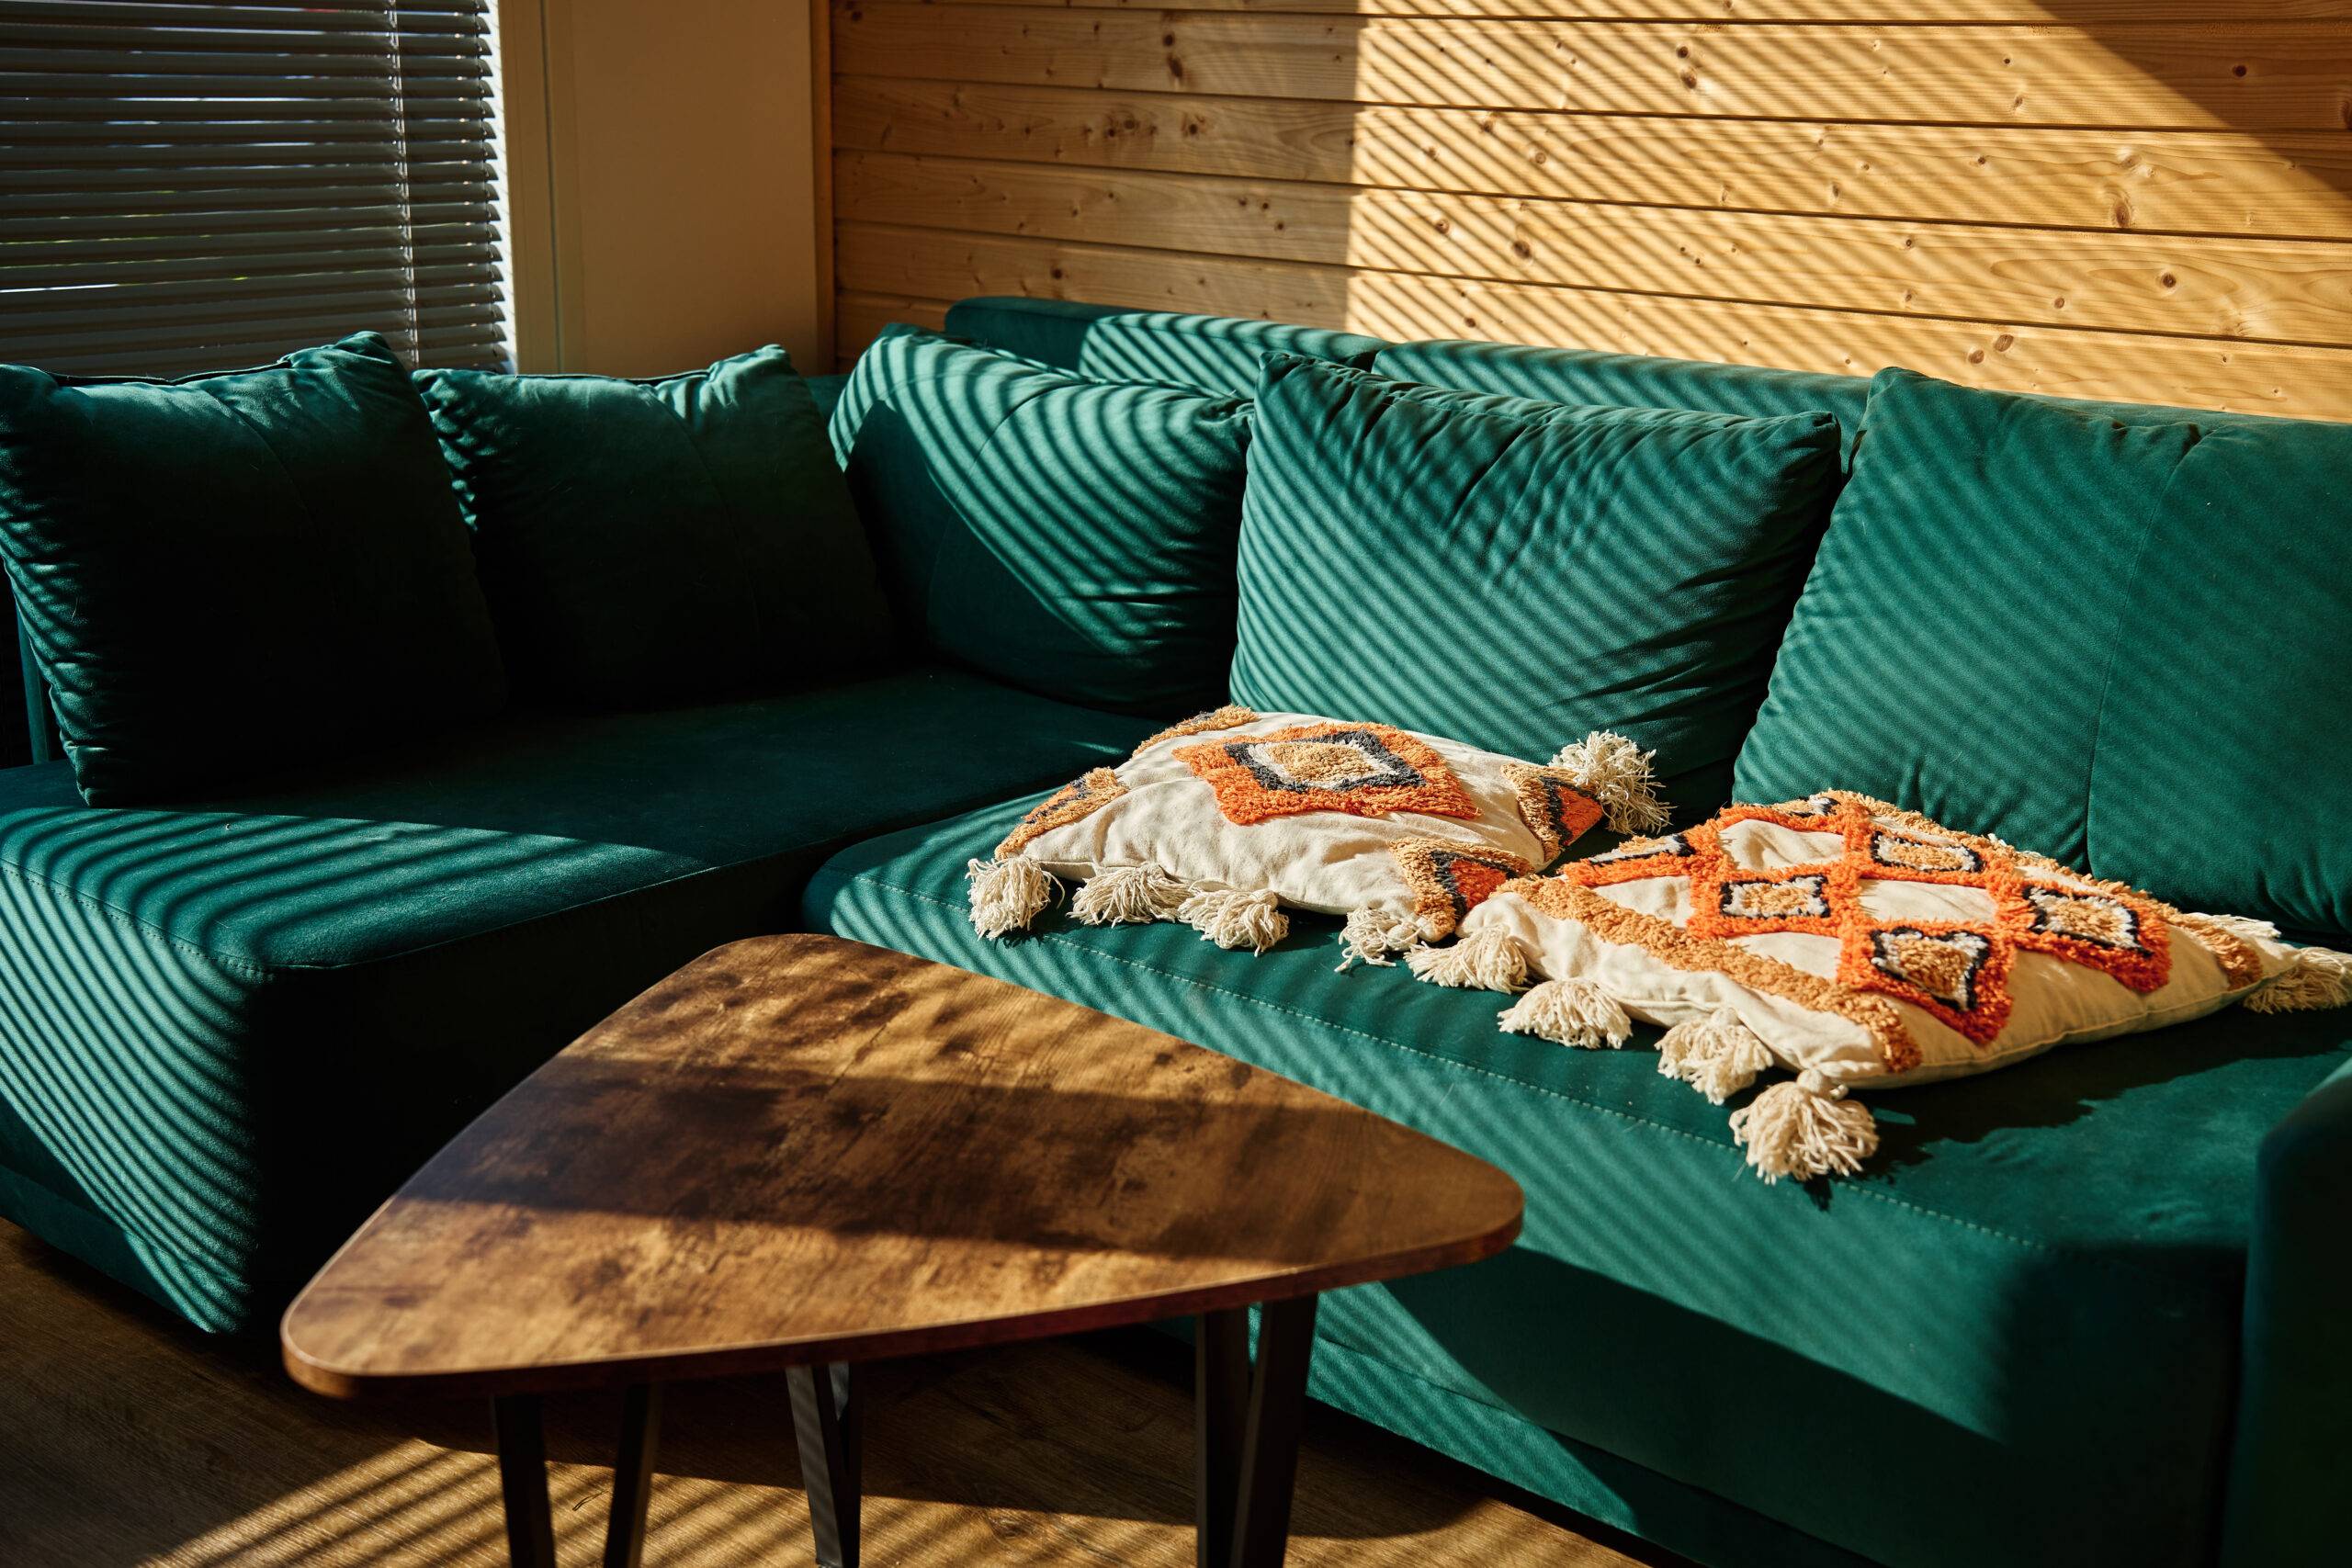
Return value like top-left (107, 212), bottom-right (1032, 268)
top-left (1412, 791), bottom-right (2351, 1181)
top-left (967, 705), bottom-right (1667, 967)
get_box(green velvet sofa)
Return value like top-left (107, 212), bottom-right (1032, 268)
top-left (3, 297), bottom-right (2345, 1568)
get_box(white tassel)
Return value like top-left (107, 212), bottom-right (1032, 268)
top-left (1405, 925), bottom-right (1531, 993)
top-left (2195, 911), bottom-right (2282, 942)
top-left (1656, 1010), bottom-right (1776, 1104)
top-left (966, 855), bottom-right (1057, 940)
top-left (1179, 887), bottom-right (1290, 953)
top-left (2245, 943), bottom-right (2352, 1013)
top-left (1549, 729), bottom-right (1671, 834)
top-left (1335, 907), bottom-right (1428, 972)
top-left (1070, 863), bottom-right (1190, 926)
top-left (1498, 977), bottom-right (1632, 1049)
top-left (1728, 1073), bottom-right (1878, 1184)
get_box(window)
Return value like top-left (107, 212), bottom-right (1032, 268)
top-left (0, 0), bottom-right (509, 378)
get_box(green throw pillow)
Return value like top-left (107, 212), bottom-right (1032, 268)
top-left (0, 333), bottom-right (506, 806)
top-left (831, 326), bottom-right (1252, 716)
top-left (1736, 367), bottom-right (2352, 937)
top-left (1229, 354), bottom-right (1845, 811)
top-left (417, 347), bottom-right (891, 707)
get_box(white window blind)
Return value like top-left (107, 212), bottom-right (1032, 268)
top-left (0, 0), bottom-right (509, 378)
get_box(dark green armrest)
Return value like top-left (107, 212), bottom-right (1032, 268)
top-left (2224, 1047), bottom-right (2352, 1565)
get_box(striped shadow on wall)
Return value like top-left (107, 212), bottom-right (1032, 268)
top-left (827, 0), bottom-right (2352, 418)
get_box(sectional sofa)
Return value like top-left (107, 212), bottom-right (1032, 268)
top-left (1, 297), bottom-right (2345, 1568)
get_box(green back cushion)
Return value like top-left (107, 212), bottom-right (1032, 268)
top-left (1230, 354), bottom-right (1845, 808)
top-left (944, 297), bottom-right (1385, 397)
top-left (1376, 338), bottom-right (1871, 468)
top-left (1736, 367), bottom-right (2352, 937)
top-left (0, 333), bottom-right (505, 805)
top-left (831, 326), bottom-right (1252, 716)
top-left (417, 349), bottom-right (891, 708)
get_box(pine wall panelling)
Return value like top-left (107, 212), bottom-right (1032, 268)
top-left (828, 0), bottom-right (2352, 416)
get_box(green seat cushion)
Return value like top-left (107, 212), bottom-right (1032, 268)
top-left (1229, 354), bottom-right (1845, 810)
top-left (1375, 337), bottom-right (1870, 468)
top-left (832, 326), bottom-right (1252, 716)
top-left (803, 792), bottom-right (2349, 1568)
top-left (0, 333), bottom-right (506, 805)
top-left (416, 349), bottom-right (891, 708)
top-left (0, 667), bottom-right (1150, 1329)
top-left (944, 296), bottom-right (1384, 396)
top-left (1736, 367), bottom-right (2352, 938)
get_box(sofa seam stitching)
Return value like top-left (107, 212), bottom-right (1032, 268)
top-left (0, 1162), bottom-right (247, 1283)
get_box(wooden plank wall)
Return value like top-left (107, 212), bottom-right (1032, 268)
top-left (828, 0), bottom-right (2352, 417)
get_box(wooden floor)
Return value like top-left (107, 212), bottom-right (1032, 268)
top-left (0, 1227), bottom-right (1674, 1567)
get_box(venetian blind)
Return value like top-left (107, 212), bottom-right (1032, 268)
top-left (0, 0), bottom-right (508, 378)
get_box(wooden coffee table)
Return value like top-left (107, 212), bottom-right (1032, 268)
top-left (281, 934), bottom-right (1522, 1567)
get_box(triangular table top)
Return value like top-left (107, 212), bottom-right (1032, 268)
top-left (283, 934), bottom-right (1523, 1400)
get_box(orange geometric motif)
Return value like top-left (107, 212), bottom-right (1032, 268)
top-left (1172, 721), bottom-right (1478, 826)
top-left (1392, 839), bottom-right (1530, 937)
top-left (994, 767), bottom-right (1126, 858)
top-left (1560, 791), bottom-right (2174, 1045)
top-left (1499, 762), bottom-right (1606, 863)
top-left (1133, 704), bottom-right (1259, 757)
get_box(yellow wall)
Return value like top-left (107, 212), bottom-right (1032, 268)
top-left (829, 1), bottom-right (2352, 418)
top-left (503, 0), bottom-right (829, 376)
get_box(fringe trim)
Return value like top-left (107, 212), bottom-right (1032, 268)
top-left (1548, 730), bottom-right (1671, 835)
top-left (1657, 1010), bottom-right (1776, 1104)
top-left (2171, 910), bottom-right (2275, 990)
top-left (2245, 942), bottom-right (2352, 1013)
top-left (1498, 977), bottom-right (1631, 1049)
top-left (1132, 704), bottom-right (1258, 758)
top-left (995, 767), bottom-right (1126, 859)
top-left (1336, 907), bottom-right (1427, 972)
top-left (2184, 910), bottom-right (2280, 942)
top-left (1728, 1074), bottom-right (1879, 1184)
top-left (967, 855), bottom-right (1058, 940)
top-left (1070, 863), bottom-right (1191, 926)
top-left (1180, 887), bottom-right (1290, 953)
top-left (1405, 925), bottom-right (1531, 993)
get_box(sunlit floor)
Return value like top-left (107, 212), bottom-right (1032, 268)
top-left (0, 1227), bottom-right (1671, 1566)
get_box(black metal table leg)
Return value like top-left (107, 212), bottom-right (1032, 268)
top-left (492, 1393), bottom-right (559, 1568)
top-left (789, 1362), bottom-right (860, 1568)
top-left (1231, 1296), bottom-right (1317, 1567)
top-left (1196, 1308), bottom-right (1253, 1568)
top-left (1195, 1296), bottom-right (1319, 1568)
top-left (603, 1382), bottom-right (663, 1568)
